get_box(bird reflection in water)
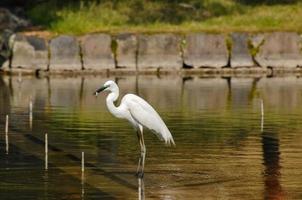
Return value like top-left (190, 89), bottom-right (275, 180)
top-left (262, 131), bottom-right (285, 200)
top-left (138, 176), bottom-right (145, 200)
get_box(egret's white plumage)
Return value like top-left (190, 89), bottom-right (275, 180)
top-left (95, 80), bottom-right (175, 176)
top-left (96, 80), bottom-right (175, 145)
top-left (122, 94), bottom-right (175, 145)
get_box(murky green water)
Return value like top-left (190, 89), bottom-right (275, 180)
top-left (0, 75), bottom-right (302, 199)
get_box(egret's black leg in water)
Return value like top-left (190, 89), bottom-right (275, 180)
top-left (136, 129), bottom-right (146, 178)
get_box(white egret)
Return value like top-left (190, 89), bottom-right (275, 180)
top-left (94, 80), bottom-right (175, 177)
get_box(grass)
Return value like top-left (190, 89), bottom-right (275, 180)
top-left (26, 0), bottom-right (302, 35)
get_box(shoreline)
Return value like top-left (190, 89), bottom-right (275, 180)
top-left (2, 67), bottom-right (302, 78)
top-left (1, 32), bottom-right (302, 76)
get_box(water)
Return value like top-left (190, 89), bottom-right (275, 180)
top-left (0, 75), bottom-right (302, 199)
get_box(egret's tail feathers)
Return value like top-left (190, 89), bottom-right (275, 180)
top-left (151, 127), bottom-right (175, 146)
top-left (165, 136), bottom-right (176, 146)
top-left (163, 130), bottom-right (175, 146)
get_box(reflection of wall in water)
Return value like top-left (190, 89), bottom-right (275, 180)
top-left (3, 76), bottom-right (49, 109)
top-left (49, 77), bottom-right (83, 107)
top-left (138, 76), bottom-right (182, 110)
top-left (183, 77), bottom-right (230, 111)
top-left (230, 78), bottom-right (260, 107)
top-left (259, 77), bottom-right (302, 111)
top-left (0, 76), bottom-right (10, 115)
top-left (81, 76), bottom-right (112, 109)
top-left (5, 75), bottom-right (302, 115)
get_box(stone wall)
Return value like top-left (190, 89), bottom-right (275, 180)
top-left (11, 34), bottom-right (48, 70)
top-left (183, 33), bottom-right (228, 68)
top-left (0, 8), bottom-right (30, 68)
top-left (1, 32), bottom-right (302, 74)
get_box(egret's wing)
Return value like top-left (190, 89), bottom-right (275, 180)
top-left (123, 94), bottom-right (175, 145)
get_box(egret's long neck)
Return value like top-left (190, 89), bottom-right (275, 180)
top-left (106, 88), bottom-right (121, 118)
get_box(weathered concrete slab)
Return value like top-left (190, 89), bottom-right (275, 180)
top-left (81, 34), bottom-right (115, 70)
top-left (11, 34), bottom-right (48, 70)
top-left (254, 32), bottom-right (302, 68)
top-left (251, 34), bottom-right (264, 48)
top-left (116, 33), bottom-right (137, 68)
top-left (49, 35), bottom-right (81, 70)
top-left (230, 33), bottom-right (254, 67)
top-left (11, 34), bottom-right (34, 68)
top-left (27, 36), bottom-right (49, 69)
top-left (183, 33), bottom-right (228, 68)
top-left (137, 34), bottom-right (182, 69)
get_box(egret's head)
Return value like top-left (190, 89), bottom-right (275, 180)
top-left (94, 80), bottom-right (118, 96)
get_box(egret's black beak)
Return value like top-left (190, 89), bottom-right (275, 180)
top-left (94, 86), bottom-right (108, 96)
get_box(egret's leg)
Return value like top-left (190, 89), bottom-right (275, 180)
top-left (136, 130), bottom-right (142, 174)
top-left (140, 128), bottom-right (146, 172)
top-left (138, 126), bottom-right (146, 178)
top-left (136, 156), bottom-right (142, 175)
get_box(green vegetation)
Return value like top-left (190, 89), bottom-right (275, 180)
top-left (26, 0), bottom-right (302, 35)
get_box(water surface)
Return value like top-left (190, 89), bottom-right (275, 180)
top-left (0, 75), bottom-right (302, 199)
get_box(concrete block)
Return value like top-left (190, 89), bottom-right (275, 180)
top-left (251, 34), bottom-right (264, 48)
top-left (184, 33), bottom-right (228, 68)
top-left (254, 32), bottom-right (302, 68)
top-left (49, 35), bottom-right (81, 70)
top-left (116, 33), bottom-right (137, 68)
top-left (81, 34), bottom-right (115, 70)
top-left (11, 34), bottom-right (48, 70)
top-left (137, 34), bottom-right (182, 69)
top-left (230, 33), bottom-right (254, 67)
